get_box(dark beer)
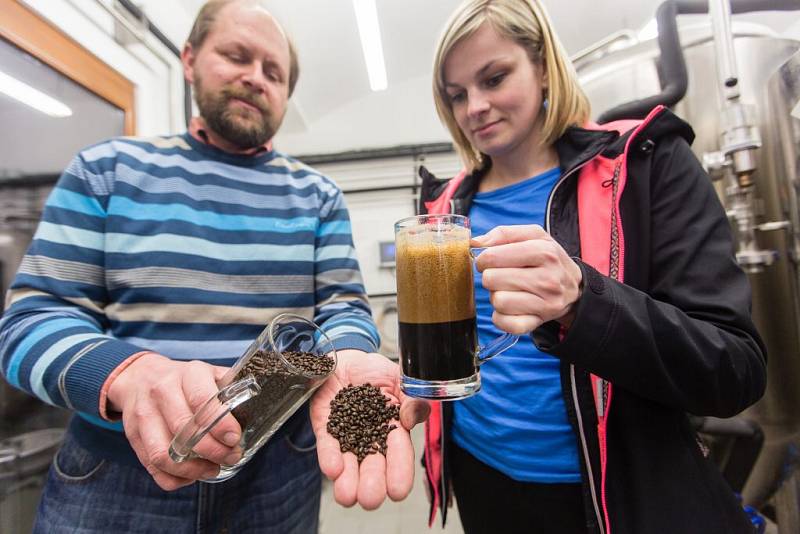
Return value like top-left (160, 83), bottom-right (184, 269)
top-left (398, 318), bottom-right (478, 380)
top-left (395, 223), bottom-right (478, 382)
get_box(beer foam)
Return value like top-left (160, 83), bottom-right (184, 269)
top-left (395, 225), bottom-right (475, 324)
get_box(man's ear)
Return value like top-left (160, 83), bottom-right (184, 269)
top-left (181, 43), bottom-right (196, 84)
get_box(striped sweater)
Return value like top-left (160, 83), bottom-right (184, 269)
top-left (0, 133), bottom-right (379, 434)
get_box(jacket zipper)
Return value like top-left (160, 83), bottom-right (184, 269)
top-left (545, 159), bottom-right (606, 534)
top-left (595, 159), bottom-right (624, 534)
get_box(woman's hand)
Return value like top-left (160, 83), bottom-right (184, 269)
top-left (310, 350), bottom-right (430, 510)
top-left (473, 224), bottom-right (583, 334)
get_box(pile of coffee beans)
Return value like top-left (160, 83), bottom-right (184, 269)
top-left (232, 349), bottom-right (334, 431)
top-left (326, 383), bottom-right (400, 463)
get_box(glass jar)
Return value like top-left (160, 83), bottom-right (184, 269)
top-left (169, 313), bottom-right (337, 482)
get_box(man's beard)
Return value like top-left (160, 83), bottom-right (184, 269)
top-left (194, 76), bottom-right (281, 149)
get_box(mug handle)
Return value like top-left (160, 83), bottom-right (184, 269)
top-left (168, 375), bottom-right (261, 463)
top-left (476, 333), bottom-right (518, 365)
top-left (470, 246), bottom-right (520, 365)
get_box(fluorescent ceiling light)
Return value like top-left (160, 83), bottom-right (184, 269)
top-left (0, 70), bottom-right (73, 118)
top-left (352, 0), bottom-right (388, 91)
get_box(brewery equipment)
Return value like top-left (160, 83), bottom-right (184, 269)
top-left (0, 429), bottom-right (64, 533)
top-left (575, 0), bottom-right (800, 530)
top-left (0, 176), bottom-right (71, 533)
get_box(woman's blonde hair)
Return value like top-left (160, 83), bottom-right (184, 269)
top-left (433, 0), bottom-right (590, 170)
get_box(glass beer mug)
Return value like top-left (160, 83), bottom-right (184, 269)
top-left (394, 214), bottom-right (517, 400)
top-left (169, 313), bottom-right (336, 482)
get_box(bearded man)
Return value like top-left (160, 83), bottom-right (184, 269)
top-left (0, 1), bottom-right (427, 532)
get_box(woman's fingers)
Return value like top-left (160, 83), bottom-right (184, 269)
top-left (481, 266), bottom-right (552, 293)
top-left (490, 289), bottom-right (548, 315)
top-left (475, 239), bottom-right (563, 272)
top-left (472, 224), bottom-right (547, 247)
top-left (492, 310), bottom-right (543, 335)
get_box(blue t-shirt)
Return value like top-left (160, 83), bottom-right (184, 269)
top-left (452, 166), bottom-right (581, 483)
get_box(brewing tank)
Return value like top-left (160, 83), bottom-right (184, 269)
top-left (576, 23), bottom-right (800, 517)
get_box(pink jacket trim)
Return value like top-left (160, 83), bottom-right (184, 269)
top-left (423, 105), bottom-right (665, 531)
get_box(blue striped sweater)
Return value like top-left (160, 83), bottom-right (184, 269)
top-left (0, 133), bottom-right (379, 434)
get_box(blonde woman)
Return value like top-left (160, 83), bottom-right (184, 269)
top-left (418, 1), bottom-right (766, 533)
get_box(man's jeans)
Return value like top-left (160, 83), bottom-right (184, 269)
top-left (33, 418), bottom-right (321, 533)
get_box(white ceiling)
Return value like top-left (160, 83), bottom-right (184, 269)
top-left (143, 0), bottom-right (798, 155)
top-left (170, 0), bottom-right (662, 129)
top-left (2, 0), bottom-right (795, 177)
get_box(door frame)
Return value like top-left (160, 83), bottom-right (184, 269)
top-left (0, 0), bottom-right (136, 134)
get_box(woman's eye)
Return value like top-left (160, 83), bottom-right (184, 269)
top-left (486, 73), bottom-right (506, 88)
top-left (448, 91), bottom-right (466, 104)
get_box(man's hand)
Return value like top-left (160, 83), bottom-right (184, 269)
top-left (108, 353), bottom-right (242, 491)
top-left (310, 349), bottom-right (430, 510)
top-left (473, 224), bottom-right (583, 333)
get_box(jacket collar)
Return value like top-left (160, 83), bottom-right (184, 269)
top-left (423, 107), bottom-right (694, 207)
top-left (446, 127), bottom-right (618, 208)
top-left (555, 127), bottom-right (620, 176)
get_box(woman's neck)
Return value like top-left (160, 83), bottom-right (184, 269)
top-left (479, 144), bottom-right (559, 193)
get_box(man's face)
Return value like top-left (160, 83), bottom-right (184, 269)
top-left (183, 2), bottom-right (291, 148)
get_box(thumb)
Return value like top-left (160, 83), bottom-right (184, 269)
top-left (399, 399), bottom-right (431, 430)
top-left (212, 365), bottom-right (232, 384)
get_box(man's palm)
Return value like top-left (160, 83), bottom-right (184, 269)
top-left (310, 350), bottom-right (430, 510)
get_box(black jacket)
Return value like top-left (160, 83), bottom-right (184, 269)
top-left (419, 108), bottom-right (767, 534)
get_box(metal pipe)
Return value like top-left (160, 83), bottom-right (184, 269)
top-left (297, 142), bottom-right (455, 165)
top-left (710, 0), bottom-right (741, 99)
top-left (115, 0), bottom-right (179, 56)
top-left (677, 0), bottom-right (800, 14)
top-left (114, 0), bottom-right (192, 128)
top-left (597, 0), bottom-right (800, 123)
top-left (571, 30), bottom-right (638, 65)
top-left (597, 0), bottom-right (687, 122)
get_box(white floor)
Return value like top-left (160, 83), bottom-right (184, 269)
top-left (319, 424), bottom-right (464, 534)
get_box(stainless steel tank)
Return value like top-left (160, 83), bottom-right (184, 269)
top-left (576, 21), bottom-right (800, 528)
top-left (0, 428), bottom-right (64, 533)
top-left (0, 179), bottom-right (69, 532)
top-left (0, 181), bottom-right (52, 420)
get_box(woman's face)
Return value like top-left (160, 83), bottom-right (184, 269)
top-left (443, 23), bottom-right (547, 161)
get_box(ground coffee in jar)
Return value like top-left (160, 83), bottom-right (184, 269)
top-left (170, 313), bottom-right (338, 482)
top-left (326, 383), bottom-right (400, 463)
top-left (231, 349), bottom-right (335, 431)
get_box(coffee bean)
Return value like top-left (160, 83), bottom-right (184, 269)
top-left (326, 383), bottom-right (400, 463)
